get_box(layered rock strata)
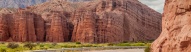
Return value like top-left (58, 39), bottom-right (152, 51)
top-left (71, 0), bottom-right (162, 43)
top-left (43, 11), bottom-right (69, 42)
top-left (0, 0), bottom-right (161, 43)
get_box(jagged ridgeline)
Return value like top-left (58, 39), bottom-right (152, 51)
top-left (0, 0), bottom-right (95, 8)
top-left (0, 0), bottom-right (161, 43)
top-left (0, 0), bottom-right (48, 8)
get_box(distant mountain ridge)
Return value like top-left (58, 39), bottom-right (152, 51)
top-left (0, 0), bottom-right (50, 8)
top-left (0, 0), bottom-right (93, 8)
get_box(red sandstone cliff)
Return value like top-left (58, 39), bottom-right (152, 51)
top-left (71, 0), bottom-right (162, 43)
top-left (0, 14), bottom-right (9, 41)
top-left (34, 14), bottom-right (45, 42)
top-left (44, 11), bottom-right (69, 42)
top-left (0, 0), bottom-right (161, 43)
top-left (12, 9), bottom-right (37, 42)
top-left (151, 0), bottom-right (191, 52)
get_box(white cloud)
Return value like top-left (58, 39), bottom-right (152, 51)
top-left (138, 0), bottom-right (165, 13)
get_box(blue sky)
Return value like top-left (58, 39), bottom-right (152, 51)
top-left (138, 0), bottom-right (165, 13)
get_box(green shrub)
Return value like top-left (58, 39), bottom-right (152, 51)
top-left (0, 42), bottom-right (5, 44)
top-left (83, 44), bottom-right (93, 47)
top-left (144, 45), bottom-right (151, 52)
top-left (24, 43), bottom-right (37, 50)
top-left (40, 45), bottom-right (44, 47)
top-left (52, 43), bottom-right (57, 46)
top-left (44, 48), bottom-right (48, 50)
top-left (0, 48), bottom-right (7, 52)
top-left (107, 43), bottom-right (114, 46)
top-left (49, 46), bottom-right (53, 48)
top-left (116, 43), bottom-right (131, 46)
top-left (135, 41), bottom-right (144, 43)
top-left (61, 45), bottom-right (67, 48)
top-left (62, 45), bottom-right (77, 48)
top-left (76, 42), bottom-right (81, 44)
top-left (36, 42), bottom-right (41, 45)
top-left (7, 43), bottom-right (19, 49)
top-left (131, 43), bottom-right (145, 46)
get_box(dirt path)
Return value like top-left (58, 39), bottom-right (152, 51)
top-left (84, 49), bottom-right (144, 52)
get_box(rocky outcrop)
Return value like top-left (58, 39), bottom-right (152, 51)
top-left (12, 9), bottom-right (37, 42)
top-left (71, 10), bottom-right (98, 43)
top-left (0, 14), bottom-right (9, 41)
top-left (0, 0), bottom-right (161, 43)
top-left (44, 11), bottom-right (69, 42)
top-left (151, 0), bottom-right (191, 52)
top-left (5, 10), bottom-right (70, 42)
top-left (71, 0), bottom-right (162, 43)
top-left (0, 8), bottom-right (14, 14)
top-left (0, 9), bottom-right (44, 42)
top-left (71, 10), bottom-right (125, 43)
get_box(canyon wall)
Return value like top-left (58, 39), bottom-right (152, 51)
top-left (151, 0), bottom-right (191, 52)
top-left (44, 11), bottom-right (69, 42)
top-left (0, 0), bottom-right (161, 43)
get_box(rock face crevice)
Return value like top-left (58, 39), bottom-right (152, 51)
top-left (0, 0), bottom-right (162, 43)
top-left (151, 0), bottom-right (191, 52)
top-left (71, 10), bottom-right (97, 43)
top-left (0, 14), bottom-right (9, 41)
top-left (10, 9), bottom-right (38, 42)
top-left (46, 11), bottom-right (69, 42)
top-left (34, 14), bottom-right (45, 42)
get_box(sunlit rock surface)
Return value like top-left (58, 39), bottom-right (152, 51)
top-left (151, 0), bottom-right (191, 52)
top-left (0, 0), bottom-right (161, 43)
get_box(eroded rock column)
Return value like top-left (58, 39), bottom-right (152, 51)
top-left (72, 10), bottom-right (97, 43)
top-left (0, 14), bottom-right (9, 41)
top-left (44, 11), bottom-right (69, 42)
top-left (34, 15), bottom-right (45, 42)
top-left (12, 10), bottom-right (36, 42)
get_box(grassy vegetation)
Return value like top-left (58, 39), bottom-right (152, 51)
top-left (144, 44), bottom-right (151, 52)
top-left (0, 42), bottom-right (151, 52)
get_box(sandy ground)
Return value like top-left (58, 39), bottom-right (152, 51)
top-left (83, 49), bottom-right (144, 52)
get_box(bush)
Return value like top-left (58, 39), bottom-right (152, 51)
top-left (116, 43), bottom-right (131, 46)
top-left (40, 45), bottom-right (44, 48)
top-left (0, 42), bottom-right (5, 44)
top-left (107, 43), bottom-right (114, 46)
top-left (24, 43), bottom-right (37, 50)
top-left (49, 46), bottom-right (53, 48)
top-left (82, 44), bottom-right (93, 47)
top-left (52, 43), bottom-right (57, 46)
top-left (76, 42), bottom-right (81, 44)
top-left (131, 43), bottom-right (145, 46)
top-left (0, 48), bottom-right (7, 52)
top-left (7, 43), bottom-right (19, 49)
top-left (144, 45), bottom-right (151, 52)
top-left (36, 42), bottom-right (41, 45)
